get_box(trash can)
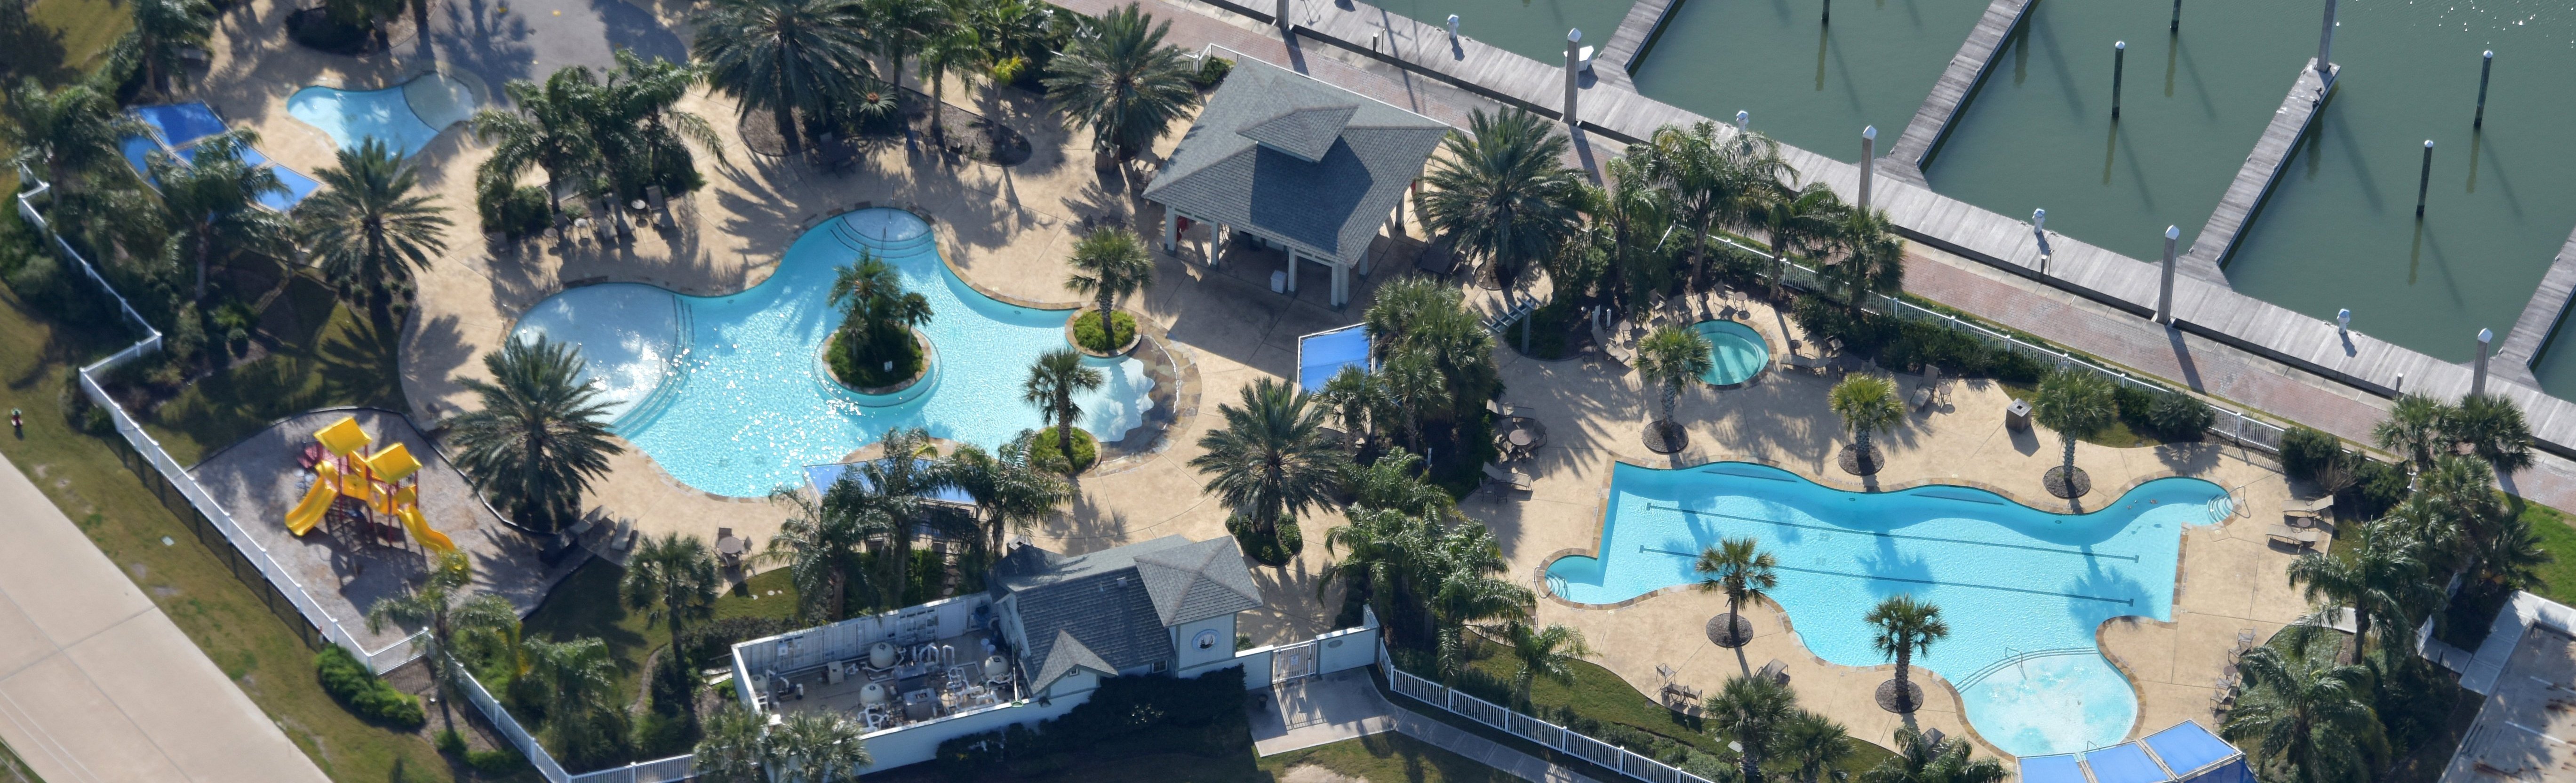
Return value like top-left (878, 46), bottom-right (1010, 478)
top-left (1270, 270), bottom-right (1288, 294)
top-left (2006, 399), bottom-right (2034, 431)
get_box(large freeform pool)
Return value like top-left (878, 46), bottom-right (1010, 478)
top-left (511, 209), bottom-right (1155, 497)
top-left (1545, 462), bottom-right (2231, 757)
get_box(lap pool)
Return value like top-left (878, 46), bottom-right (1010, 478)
top-left (1544, 462), bottom-right (2231, 757)
top-left (511, 208), bottom-right (1155, 497)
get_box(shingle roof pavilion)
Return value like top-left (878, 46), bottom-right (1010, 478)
top-left (992, 535), bottom-right (1264, 691)
top-left (1144, 57), bottom-right (1448, 307)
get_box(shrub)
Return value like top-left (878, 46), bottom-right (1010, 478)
top-left (828, 328), bottom-right (926, 390)
top-left (1190, 56), bottom-right (1234, 89)
top-left (314, 646), bottom-right (427, 729)
top-left (2279, 426), bottom-right (2342, 482)
top-left (436, 730), bottom-right (532, 775)
top-left (1072, 310), bottom-right (1136, 353)
top-left (1027, 426), bottom-right (1097, 473)
top-left (479, 183), bottom-right (555, 240)
top-left (934, 669), bottom-right (1250, 779)
top-left (677, 616), bottom-right (794, 665)
top-left (285, 7), bottom-right (375, 54)
top-left (2142, 388), bottom-right (2215, 440)
top-left (1225, 514), bottom-right (1300, 567)
top-left (2350, 458), bottom-right (2411, 521)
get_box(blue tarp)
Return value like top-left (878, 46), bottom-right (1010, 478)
top-left (804, 460), bottom-right (975, 505)
top-left (132, 103), bottom-right (227, 147)
top-left (2018, 754), bottom-right (2089, 783)
top-left (2143, 720), bottom-right (2241, 778)
top-left (2085, 743), bottom-right (2170, 783)
top-left (1297, 325), bottom-right (1370, 391)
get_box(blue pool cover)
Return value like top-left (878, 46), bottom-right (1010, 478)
top-left (804, 461), bottom-right (975, 505)
top-left (1297, 325), bottom-right (1370, 391)
top-left (132, 103), bottom-right (227, 147)
top-left (2018, 754), bottom-right (2088, 783)
top-left (119, 106), bottom-right (321, 211)
top-left (2085, 743), bottom-right (2169, 783)
top-left (2143, 721), bottom-right (2241, 777)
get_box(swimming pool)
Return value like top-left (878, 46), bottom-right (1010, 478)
top-left (511, 209), bottom-right (1156, 497)
top-left (1544, 462), bottom-right (2230, 757)
top-left (1692, 320), bottom-right (1769, 386)
top-left (287, 72), bottom-right (478, 158)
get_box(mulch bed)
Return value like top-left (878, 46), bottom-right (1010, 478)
top-left (1837, 443), bottom-right (1885, 477)
top-left (1707, 613), bottom-right (1754, 648)
top-left (1875, 679), bottom-right (1927, 713)
top-left (1645, 420), bottom-right (1688, 454)
top-left (2045, 465), bottom-right (2093, 499)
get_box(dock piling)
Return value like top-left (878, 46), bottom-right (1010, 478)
top-left (1563, 28), bottom-right (1582, 126)
top-left (2476, 50), bottom-right (2494, 129)
top-left (2416, 140), bottom-right (2434, 217)
top-left (2157, 225), bottom-right (2179, 323)
top-left (2170, 0), bottom-right (2180, 32)
top-left (2317, 0), bottom-right (2337, 74)
top-left (2474, 328), bottom-right (2494, 396)
top-left (2113, 41), bottom-right (2126, 118)
top-left (1860, 126), bottom-right (1877, 212)
top-left (1822, 0), bottom-right (1830, 24)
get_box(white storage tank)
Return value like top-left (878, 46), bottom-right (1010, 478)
top-left (860, 681), bottom-right (887, 707)
top-left (983, 655), bottom-right (1008, 679)
top-left (869, 641), bottom-right (896, 669)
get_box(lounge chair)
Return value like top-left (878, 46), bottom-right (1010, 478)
top-left (2265, 523), bottom-right (2322, 549)
top-left (1757, 659), bottom-right (1789, 685)
top-left (1481, 463), bottom-right (1533, 493)
top-left (2283, 495), bottom-right (2334, 519)
top-left (647, 184), bottom-right (676, 229)
top-left (1914, 366), bottom-right (1943, 410)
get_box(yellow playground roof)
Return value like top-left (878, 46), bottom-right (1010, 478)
top-left (364, 443), bottom-right (422, 484)
top-left (314, 416), bottom-right (372, 457)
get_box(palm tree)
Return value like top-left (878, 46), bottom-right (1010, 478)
top-left (1779, 711), bottom-right (1856, 783)
top-left (446, 336), bottom-right (626, 533)
top-left (2032, 368), bottom-right (2117, 493)
top-left (1634, 324), bottom-right (1714, 444)
top-left (1043, 3), bottom-right (1201, 166)
top-left (524, 636), bottom-right (625, 763)
top-left (1344, 451), bottom-right (1454, 519)
top-left (1707, 674), bottom-right (1798, 783)
top-left (1422, 522), bottom-right (1534, 676)
top-left (2448, 392), bottom-right (2535, 476)
top-left (2285, 520), bottom-right (2439, 655)
top-left (1829, 375), bottom-right (1905, 474)
top-left (837, 427), bottom-right (954, 608)
top-left (965, 0), bottom-right (1052, 86)
top-left (1022, 349), bottom-right (1105, 467)
top-left (1376, 350), bottom-right (1448, 452)
top-left (1, 79), bottom-right (144, 196)
top-left (829, 253), bottom-right (934, 373)
top-left (917, 25), bottom-right (981, 140)
top-left (2372, 393), bottom-right (2449, 475)
top-left (364, 550), bottom-right (520, 728)
top-left (1865, 595), bottom-right (1947, 714)
top-left (943, 435), bottom-right (1073, 559)
top-left (692, 0), bottom-right (873, 156)
top-left (1190, 377), bottom-right (1351, 545)
top-left (1316, 366), bottom-right (1387, 446)
top-left (764, 710), bottom-right (871, 782)
top-left (1748, 182), bottom-right (1846, 297)
top-left (2467, 505), bottom-right (2554, 601)
top-left (148, 130), bottom-right (290, 302)
top-left (595, 51), bottom-right (729, 197)
top-left (127, 0), bottom-right (214, 94)
top-left (300, 138), bottom-right (451, 321)
top-left (622, 534), bottom-right (722, 653)
top-left (1415, 109), bottom-right (1585, 293)
top-left (693, 704), bottom-right (768, 783)
top-left (1693, 536), bottom-right (1777, 652)
top-left (2219, 640), bottom-right (2383, 783)
top-left (869, 0), bottom-right (942, 91)
top-left (472, 68), bottom-right (607, 201)
top-left (1587, 154), bottom-right (1676, 310)
top-left (1824, 207), bottom-right (1903, 318)
top-left (1863, 727), bottom-right (2008, 783)
top-left (1320, 507), bottom-right (1435, 644)
top-left (1641, 121), bottom-right (1790, 288)
top-left (1502, 622), bottom-right (1592, 710)
top-left (763, 486), bottom-right (872, 621)
top-left (1063, 227), bottom-right (1154, 336)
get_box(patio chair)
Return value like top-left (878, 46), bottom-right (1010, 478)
top-left (646, 184), bottom-right (676, 229)
top-left (2265, 523), bottom-right (2322, 549)
top-left (1913, 366), bottom-right (1943, 410)
top-left (1757, 659), bottom-right (1789, 685)
top-left (2283, 495), bottom-right (2334, 519)
top-left (1481, 463), bottom-right (1533, 493)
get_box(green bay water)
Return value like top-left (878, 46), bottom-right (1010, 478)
top-left (1366, 0), bottom-right (1630, 66)
top-left (2224, 0), bottom-right (2576, 385)
top-left (1631, 0), bottom-right (1988, 164)
top-left (1925, 0), bottom-right (2318, 263)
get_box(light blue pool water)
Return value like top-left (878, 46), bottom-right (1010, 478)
top-left (1692, 320), bottom-right (1769, 385)
top-left (1298, 325), bottom-right (1370, 391)
top-left (1544, 462), bottom-right (2231, 757)
top-left (512, 208), bottom-right (1156, 498)
top-left (287, 73), bottom-right (478, 158)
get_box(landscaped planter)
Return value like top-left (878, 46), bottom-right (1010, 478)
top-left (823, 327), bottom-right (936, 396)
top-left (1064, 308), bottom-right (1141, 358)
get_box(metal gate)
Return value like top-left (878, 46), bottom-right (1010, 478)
top-left (1272, 640), bottom-right (1319, 683)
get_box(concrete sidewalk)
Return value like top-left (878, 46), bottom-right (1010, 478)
top-left (1252, 670), bottom-right (1400, 755)
top-left (0, 452), bottom-right (330, 783)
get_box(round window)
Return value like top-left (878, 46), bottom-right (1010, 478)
top-left (1195, 629), bottom-right (1220, 650)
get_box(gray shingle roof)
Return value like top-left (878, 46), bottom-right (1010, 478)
top-left (1133, 537), bottom-right (1264, 627)
top-left (1142, 58), bottom-right (1449, 265)
top-left (1030, 630), bottom-right (1118, 693)
top-left (1011, 567), bottom-right (1172, 690)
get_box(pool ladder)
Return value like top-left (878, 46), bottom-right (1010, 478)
top-left (1954, 647), bottom-right (2098, 689)
top-left (827, 215), bottom-right (936, 256)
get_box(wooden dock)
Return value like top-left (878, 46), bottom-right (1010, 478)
top-left (1158, 0), bottom-right (2576, 456)
top-left (2491, 225), bottom-right (2576, 386)
top-left (2176, 61), bottom-right (2336, 286)
top-left (1881, 0), bottom-right (2035, 187)
top-left (1595, 0), bottom-right (1684, 89)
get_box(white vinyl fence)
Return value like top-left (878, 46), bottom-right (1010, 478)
top-left (1378, 643), bottom-right (1720, 783)
top-left (18, 172), bottom-right (694, 783)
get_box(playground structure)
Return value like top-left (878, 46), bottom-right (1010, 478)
top-left (283, 416), bottom-right (457, 554)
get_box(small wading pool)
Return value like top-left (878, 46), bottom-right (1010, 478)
top-left (287, 72), bottom-right (478, 157)
top-left (511, 209), bottom-right (1156, 497)
top-left (1693, 320), bottom-right (1769, 385)
top-left (1544, 462), bottom-right (2231, 756)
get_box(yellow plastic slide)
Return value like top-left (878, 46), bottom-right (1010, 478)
top-left (283, 475), bottom-right (334, 536)
top-left (398, 506), bottom-right (457, 554)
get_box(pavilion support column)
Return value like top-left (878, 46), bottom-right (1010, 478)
top-left (1332, 263), bottom-right (1350, 308)
top-left (1285, 250), bottom-right (1299, 293)
top-left (1161, 209), bottom-right (1178, 254)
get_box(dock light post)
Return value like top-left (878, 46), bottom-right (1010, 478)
top-left (2336, 308), bottom-right (2351, 335)
top-left (2032, 208), bottom-right (2050, 273)
top-left (1563, 29), bottom-right (1582, 127)
top-left (2416, 140), bottom-right (2435, 217)
top-left (1446, 14), bottom-right (1459, 39)
top-left (2317, 0), bottom-right (2338, 74)
top-left (2476, 50), bottom-right (2495, 128)
top-left (2474, 328), bottom-right (2494, 396)
top-left (2112, 41), bottom-right (2127, 118)
top-left (1735, 111), bottom-right (1750, 132)
top-left (1859, 126), bottom-right (1877, 212)
top-left (2156, 225), bottom-right (2180, 323)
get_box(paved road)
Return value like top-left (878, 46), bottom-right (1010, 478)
top-left (0, 452), bottom-right (331, 783)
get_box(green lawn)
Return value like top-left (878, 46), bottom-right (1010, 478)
top-left (0, 286), bottom-right (456, 782)
top-left (142, 278), bottom-right (405, 466)
top-left (515, 562), bottom-right (799, 721)
top-left (1260, 733), bottom-right (1523, 783)
top-left (2517, 501), bottom-right (2576, 607)
top-left (0, 735), bottom-right (43, 783)
top-left (3, 0), bottom-right (124, 85)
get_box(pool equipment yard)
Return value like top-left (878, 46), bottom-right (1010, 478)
top-left (511, 209), bottom-right (1155, 498)
top-left (1545, 462), bottom-right (2229, 756)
